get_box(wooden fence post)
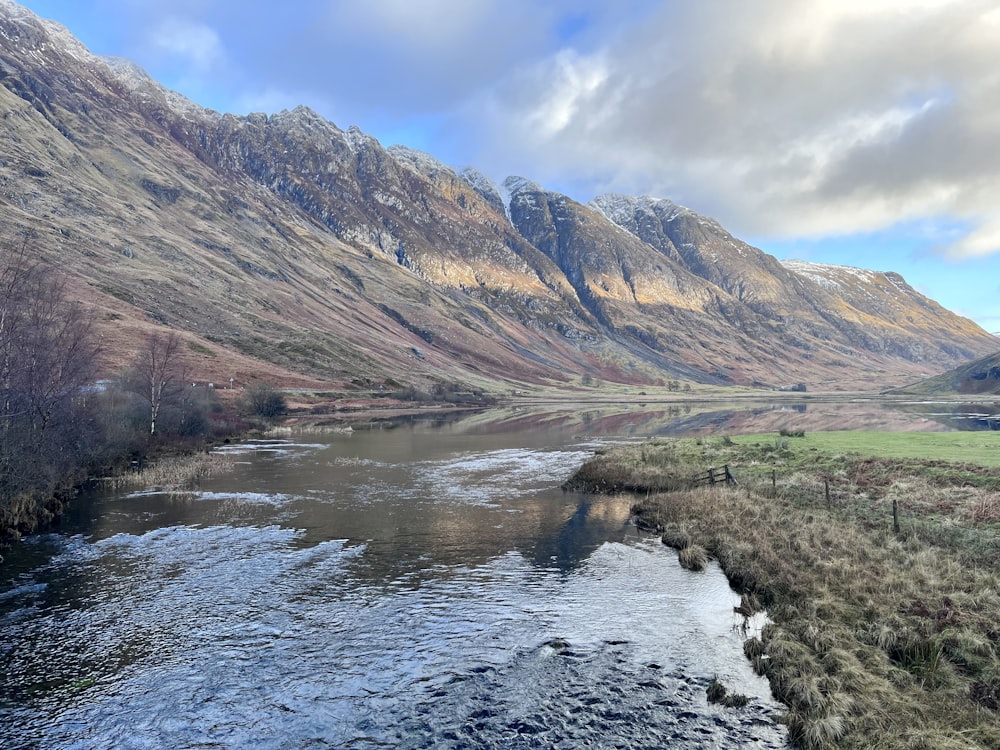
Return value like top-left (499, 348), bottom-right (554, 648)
top-left (825, 480), bottom-right (830, 509)
top-left (892, 498), bottom-right (900, 536)
top-left (771, 469), bottom-right (776, 497)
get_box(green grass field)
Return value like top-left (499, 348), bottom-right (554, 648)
top-left (732, 430), bottom-right (1000, 467)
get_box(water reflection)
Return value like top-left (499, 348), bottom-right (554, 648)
top-left (888, 401), bottom-right (1000, 431)
top-left (455, 397), bottom-right (974, 438)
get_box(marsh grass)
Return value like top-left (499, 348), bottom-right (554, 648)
top-left (102, 452), bottom-right (236, 495)
top-left (563, 440), bottom-right (694, 493)
top-left (706, 675), bottom-right (751, 708)
top-left (572, 434), bottom-right (1000, 749)
top-left (0, 488), bottom-right (69, 540)
top-left (678, 543), bottom-right (709, 571)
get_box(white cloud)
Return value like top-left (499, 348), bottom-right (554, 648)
top-left (522, 50), bottom-right (609, 138)
top-left (148, 17), bottom-right (224, 73)
top-left (454, 0), bottom-right (1000, 258)
top-left (947, 218), bottom-right (1000, 259)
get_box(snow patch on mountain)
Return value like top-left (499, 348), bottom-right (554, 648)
top-left (782, 259), bottom-right (879, 290)
top-left (102, 56), bottom-right (154, 90)
top-left (591, 193), bottom-right (707, 228)
top-left (503, 176), bottom-right (543, 195)
top-left (459, 168), bottom-right (507, 218)
top-left (102, 55), bottom-right (208, 118)
top-left (345, 125), bottom-right (380, 153)
top-left (459, 167), bottom-right (498, 198)
top-left (500, 176), bottom-right (544, 218)
top-left (0, 0), bottom-right (91, 62)
top-left (389, 145), bottom-right (455, 179)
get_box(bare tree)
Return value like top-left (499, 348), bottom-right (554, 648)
top-left (0, 237), bottom-right (100, 530)
top-left (132, 332), bottom-right (185, 435)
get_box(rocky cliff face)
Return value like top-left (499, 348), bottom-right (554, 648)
top-left (0, 1), bottom-right (995, 391)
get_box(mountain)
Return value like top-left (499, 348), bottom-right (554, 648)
top-left (888, 351), bottom-right (1000, 397)
top-left (0, 1), bottom-right (996, 392)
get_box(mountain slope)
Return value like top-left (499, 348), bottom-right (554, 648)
top-left (0, 0), bottom-right (996, 392)
top-left (888, 350), bottom-right (1000, 397)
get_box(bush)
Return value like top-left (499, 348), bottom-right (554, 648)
top-left (243, 383), bottom-right (287, 419)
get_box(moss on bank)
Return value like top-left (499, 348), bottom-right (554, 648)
top-left (569, 434), bottom-right (1000, 749)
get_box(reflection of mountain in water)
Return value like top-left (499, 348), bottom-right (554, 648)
top-left (461, 400), bottom-right (952, 438)
top-left (59, 400), bottom-right (966, 596)
top-left (887, 402), bottom-right (1000, 431)
top-left (523, 495), bottom-right (635, 572)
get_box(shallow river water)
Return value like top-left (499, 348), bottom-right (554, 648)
top-left (0, 412), bottom-right (802, 748)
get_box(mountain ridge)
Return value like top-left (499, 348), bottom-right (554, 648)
top-left (1, 0), bottom-right (996, 392)
top-left (889, 350), bottom-right (1000, 397)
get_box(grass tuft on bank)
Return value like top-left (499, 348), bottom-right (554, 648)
top-left (569, 432), bottom-right (1000, 749)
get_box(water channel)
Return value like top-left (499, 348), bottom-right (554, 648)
top-left (0, 400), bottom-right (980, 748)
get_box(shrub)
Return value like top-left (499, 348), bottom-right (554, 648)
top-left (243, 383), bottom-right (287, 419)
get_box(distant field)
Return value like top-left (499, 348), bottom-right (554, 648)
top-left (731, 429), bottom-right (1000, 467)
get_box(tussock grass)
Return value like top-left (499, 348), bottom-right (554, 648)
top-left (678, 544), bottom-right (709, 571)
top-left (707, 675), bottom-right (751, 708)
top-left (102, 452), bottom-right (235, 495)
top-left (571, 434), bottom-right (1000, 749)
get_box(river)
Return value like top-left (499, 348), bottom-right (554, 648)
top-left (2, 399), bottom-right (960, 748)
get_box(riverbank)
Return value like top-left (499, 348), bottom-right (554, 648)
top-left (2, 389), bottom-right (986, 544)
top-left (0, 441), bottom-right (243, 544)
top-left (568, 433), bottom-right (1000, 749)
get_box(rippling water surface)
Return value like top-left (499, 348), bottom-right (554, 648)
top-left (1, 418), bottom-right (788, 748)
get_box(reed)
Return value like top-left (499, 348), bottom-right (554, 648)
top-left (706, 675), bottom-right (750, 708)
top-left (102, 452), bottom-right (236, 494)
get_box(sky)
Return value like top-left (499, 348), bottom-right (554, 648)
top-left (17, 0), bottom-right (1000, 333)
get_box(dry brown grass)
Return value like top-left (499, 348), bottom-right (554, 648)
top-left (575, 439), bottom-right (1000, 749)
top-left (102, 452), bottom-right (235, 495)
top-left (0, 491), bottom-right (59, 540)
top-left (677, 544), bottom-right (709, 571)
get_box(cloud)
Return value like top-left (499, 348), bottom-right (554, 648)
top-left (219, 0), bottom-right (646, 125)
top-left (452, 0), bottom-right (1000, 257)
top-left (147, 17), bottom-right (224, 73)
top-left (238, 0), bottom-right (550, 116)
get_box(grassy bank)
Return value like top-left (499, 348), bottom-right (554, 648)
top-left (570, 432), bottom-right (1000, 749)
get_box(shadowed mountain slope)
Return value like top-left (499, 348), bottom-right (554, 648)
top-left (888, 350), bottom-right (1000, 397)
